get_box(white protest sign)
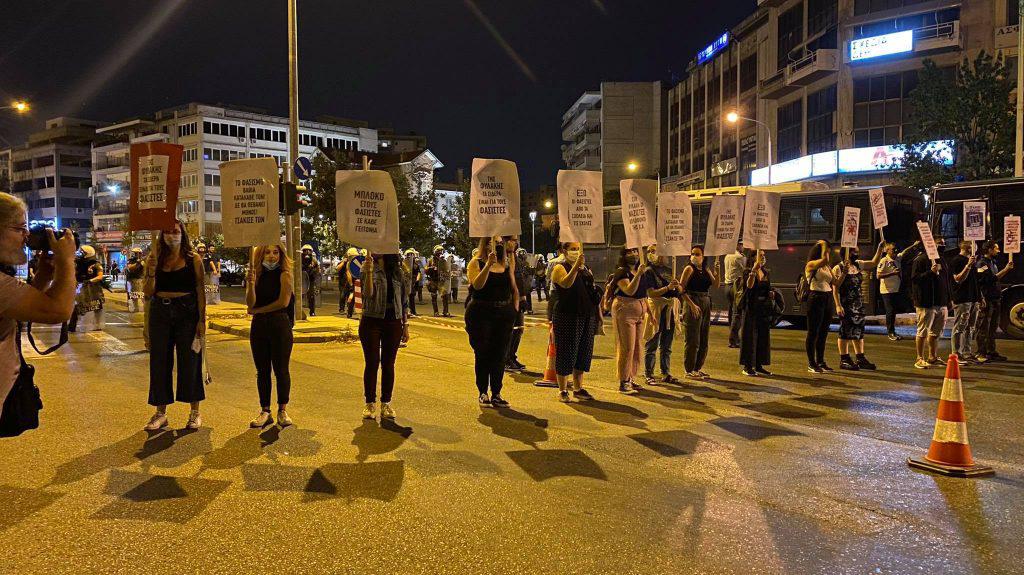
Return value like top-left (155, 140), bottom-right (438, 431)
top-left (742, 188), bottom-right (781, 251)
top-left (1005, 215), bottom-right (1021, 254)
top-left (619, 179), bottom-right (658, 248)
top-left (557, 170), bottom-right (604, 243)
top-left (137, 155), bottom-right (170, 210)
top-left (219, 158), bottom-right (282, 248)
top-left (916, 221), bottom-right (940, 261)
top-left (656, 191), bottom-right (692, 256)
top-left (469, 158), bottom-right (521, 237)
top-left (868, 187), bottom-right (888, 229)
top-left (963, 201), bottom-right (986, 241)
top-left (704, 195), bottom-right (745, 257)
top-left (335, 170), bottom-right (400, 254)
top-left (840, 206), bottom-right (861, 249)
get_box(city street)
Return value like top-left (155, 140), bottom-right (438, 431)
top-left (0, 302), bottom-right (1022, 574)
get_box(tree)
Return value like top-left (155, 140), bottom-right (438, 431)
top-left (439, 179), bottom-right (472, 258)
top-left (897, 52), bottom-right (1015, 188)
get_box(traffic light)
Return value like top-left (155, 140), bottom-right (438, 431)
top-left (280, 181), bottom-right (298, 215)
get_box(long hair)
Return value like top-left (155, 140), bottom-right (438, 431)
top-left (473, 237), bottom-right (505, 266)
top-left (690, 244), bottom-right (708, 270)
top-left (613, 247), bottom-right (637, 282)
top-left (155, 220), bottom-right (194, 270)
top-left (380, 253), bottom-right (400, 278)
top-left (252, 243), bottom-right (292, 285)
top-left (807, 240), bottom-right (830, 263)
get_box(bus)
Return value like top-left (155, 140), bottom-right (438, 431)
top-left (930, 178), bottom-right (1024, 339)
top-left (586, 183), bottom-right (925, 325)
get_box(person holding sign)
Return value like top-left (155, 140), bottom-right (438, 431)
top-left (975, 240), bottom-right (1014, 363)
top-left (610, 248), bottom-right (650, 393)
top-left (245, 244), bottom-right (295, 428)
top-left (804, 241), bottom-right (835, 373)
top-left (359, 252), bottom-right (410, 420)
top-left (549, 242), bottom-right (599, 403)
top-left (876, 241), bottom-right (921, 341)
top-left (910, 236), bottom-right (950, 369)
top-left (949, 240), bottom-right (981, 364)
top-left (142, 220), bottom-right (207, 431)
top-left (465, 236), bottom-right (518, 408)
top-left (739, 250), bottom-right (774, 376)
top-left (831, 243), bottom-right (884, 371)
top-left (679, 245), bottom-right (720, 379)
top-left (642, 244), bottom-right (681, 385)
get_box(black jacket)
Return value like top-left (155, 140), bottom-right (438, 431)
top-left (910, 252), bottom-right (948, 308)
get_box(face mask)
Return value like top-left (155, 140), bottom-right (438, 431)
top-left (262, 261), bottom-right (279, 271)
top-left (625, 254), bottom-right (638, 265)
top-left (690, 256), bottom-right (701, 266)
top-left (163, 235), bottom-right (181, 248)
top-left (566, 249), bottom-right (581, 263)
top-left (495, 244), bottom-right (505, 259)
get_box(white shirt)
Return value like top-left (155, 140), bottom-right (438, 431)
top-left (723, 252), bottom-right (747, 284)
top-left (877, 255), bottom-right (901, 294)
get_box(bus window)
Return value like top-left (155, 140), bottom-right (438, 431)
top-left (693, 203), bottom-right (710, 242)
top-left (938, 205), bottom-right (960, 246)
top-left (609, 223), bottom-right (626, 247)
top-left (807, 196), bottom-right (835, 241)
top-left (780, 198), bottom-right (806, 241)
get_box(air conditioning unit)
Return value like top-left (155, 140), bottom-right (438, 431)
top-left (238, 137), bottom-right (245, 144)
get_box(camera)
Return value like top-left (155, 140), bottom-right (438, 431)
top-left (26, 223), bottom-right (80, 253)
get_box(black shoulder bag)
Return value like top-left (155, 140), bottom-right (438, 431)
top-left (0, 321), bottom-right (67, 437)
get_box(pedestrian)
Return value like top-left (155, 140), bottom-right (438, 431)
top-left (610, 247), bottom-right (649, 393)
top-left (975, 240), bottom-right (1014, 363)
top-left (679, 245), bottom-right (719, 379)
top-left (449, 255), bottom-right (461, 304)
top-left (505, 237), bottom-right (529, 372)
top-left (949, 240), bottom-right (981, 364)
top-left (804, 240), bottom-right (835, 373)
top-left (69, 245), bottom-right (105, 332)
top-left (517, 248), bottom-right (533, 314)
top-left (876, 240), bottom-right (920, 341)
top-left (110, 261), bottom-right (121, 284)
top-left (550, 242), bottom-right (598, 402)
top-left (426, 245), bottom-right (452, 317)
top-left (534, 254), bottom-right (548, 302)
top-left (245, 244), bottom-right (295, 428)
top-left (465, 236), bottom-right (518, 408)
top-left (126, 247), bottom-right (146, 313)
top-left (832, 243), bottom-right (884, 370)
top-left (336, 249), bottom-right (353, 315)
top-left (142, 220), bottom-right (207, 431)
top-left (642, 243), bottom-right (681, 385)
top-left (403, 249), bottom-right (420, 317)
top-left (739, 250), bottom-right (774, 376)
top-left (301, 244), bottom-right (320, 317)
top-left (359, 252), bottom-right (409, 419)
top-left (723, 242), bottom-right (747, 348)
top-left (910, 238), bottom-right (949, 369)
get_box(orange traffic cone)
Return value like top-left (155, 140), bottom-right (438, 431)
top-left (908, 354), bottom-right (994, 478)
top-left (534, 323), bottom-right (559, 388)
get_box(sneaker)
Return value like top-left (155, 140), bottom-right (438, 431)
top-left (927, 357), bottom-right (944, 366)
top-left (644, 374), bottom-right (658, 385)
top-left (144, 412), bottom-right (167, 431)
top-left (478, 393), bottom-right (491, 407)
top-left (742, 367), bottom-right (758, 377)
top-left (380, 402), bottom-right (396, 419)
top-left (619, 381), bottom-right (636, 394)
top-left (490, 395), bottom-right (510, 408)
top-left (914, 358), bottom-right (930, 369)
top-left (728, 343), bottom-right (740, 349)
top-left (855, 356), bottom-right (876, 370)
top-left (559, 390), bottom-right (572, 403)
top-left (504, 364), bottom-right (520, 373)
top-left (572, 388), bottom-right (594, 401)
top-left (662, 374), bottom-right (680, 384)
top-left (685, 371), bottom-right (704, 379)
top-left (250, 410), bottom-right (273, 428)
top-left (755, 367), bottom-right (773, 376)
top-left (888, 333), bottom-right (902, 341)
top-left (959, 357), bottom-right (975, 366)
top-left (818, 363), bottom-right (834, 372)
top-left (511, 360), bottom-right (527, 371)
top-left (697, 370), bottom-right (710, 378)
top-left (362, 402), bottom-right (376, 419)
top-left (975, 355), bottom-right (990, 364)
top-left (807, 365), bottom-right (824, 374)
top-left (277, 409), bottom-right (293, 427)
top-left (839, 358), bottom-right (860, 371)
top-left (631, 380), bottom-right (645, 391)
top-left (186, 410), bottom-right (202, 430)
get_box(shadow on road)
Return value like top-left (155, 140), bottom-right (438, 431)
top-left (709, 416), bottom-right (805, 441)
top-left (351, 419), bottom-right (413, 462)
top-left (505, 449), bottom-right (607, 482)
top-left (567, 399), bottom-right (650, 430)
top-left (477, 408), bottom-right (549, 447)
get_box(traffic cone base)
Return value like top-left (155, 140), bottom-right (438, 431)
top-left (534, 323), bottom-right (559, 388)
top-left (907, 457), bottom-right (993, 478)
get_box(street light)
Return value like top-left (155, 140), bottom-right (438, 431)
top-left (528, 210), bottom-right (537, 254)
top-left (1, 100), bottom-right (30, 113)
top-left (626, 161), bottom-right (638, 173)
top-left (543, 199), bottom-right (553, 209)
top-left (726, 110), bottom-right (773, 185)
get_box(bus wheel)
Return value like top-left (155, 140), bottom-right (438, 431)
top-left (999, 290), bottom-right (1024, 340)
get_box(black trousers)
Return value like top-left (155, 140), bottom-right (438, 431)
top-left (740, 305), bottom-right (771, 369)
top-left (431, 290), bottom-right (450, 315)
top-left (408, 292), bottom-right (417, 316)
top-left (359, 316), bottom-right (403, 403)
top-left (976, 299), bottom-right (1000, 356)
top-left (881, 293), bottom-right (898, 335)
top-left (148, 295), bottom-right (203, 406)
top-left (250, 310), bottom-right (293, 407)
top-left (465, 301), bottom-right (516, 396)
top-left (727, 281), bottom-right (744, 346)
top-left (506, 307), bottom-right (525, 364)
top-left (805, 292), bottom-right (831, 366)
top-left (307, 289), bottom-right (317, 315)
top-left (451, 285), bottom-right (459, 303)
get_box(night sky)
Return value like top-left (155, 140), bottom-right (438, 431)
top-left (1, 0), bottom-right (753, 188)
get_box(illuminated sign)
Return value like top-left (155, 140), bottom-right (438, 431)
top-left (750, 140), bottom-right (954, 185)
top-left (850, 30), bottom-right (913, 61)
top-left (697, 32), bottom-right (729, 65)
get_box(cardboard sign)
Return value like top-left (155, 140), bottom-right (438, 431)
top-left (557, 170), bottom-right (604, 244)
top-left (128, 142), bottom-right (182, 231)
top-left (963, 201), bottom-right (986, 241)
top-left (916, 221), bottom-right (940, 261)
top-left (868, 187), bottom-right (888, 229)
top-left (335, 170), bottom-right (400, 254)
top-left (219, 158), bottom-right (281, 248)
top-left (656, 191), bottom-right (692, 257)
top-left (742, 188), bottom-right (781, 251)
top-left (619, 179), bottom-right (658, 248)
top-left (841, 206), bottom-right (861, 249)
top-left (704, 195), bottom-right (745, 257)
top-left (469, 158), bottom-right (521, 237)
top-left (1005, 215), bottom-right (1021, 254)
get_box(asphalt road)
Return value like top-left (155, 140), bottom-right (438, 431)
top-left (0, 302), bottom-right (1022, 574)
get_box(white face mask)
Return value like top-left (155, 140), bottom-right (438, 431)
top-left (262, 261), bottom-right (280, 271)
top-left (566, 249), bottom-right (582, 262)
top-left (690, 256), bottom-right (701, 266)
top-left (163, 234), bottom-right (182, 248)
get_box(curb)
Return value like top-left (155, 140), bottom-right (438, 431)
top-left (207, 320), bottom-right (357, 344)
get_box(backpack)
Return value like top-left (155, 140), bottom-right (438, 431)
top-left (795, 270), bottom-right (810, 303)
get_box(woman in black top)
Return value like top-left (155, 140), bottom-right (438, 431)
top-left (678, 245), bottom-right (720, 378)
top-left (142, 220), bottom-right (207, 431)
top-left (550, 242), bottom-right (598, 403)
top-left (359, 252), bottom-right (410, 420)
top-left (739, 250), bottom-right (773, 376)
top-left (245, 244), bottom-right (295, 428)
top-left (465, 236), bottom-right (519, 408)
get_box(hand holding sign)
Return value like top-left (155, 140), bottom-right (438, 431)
top-left (916, 221), bottom-right (940, 261)
top-left (841, 206), bottom-right (861, 249)
top-left (470, 159), bottom-right (521, 238)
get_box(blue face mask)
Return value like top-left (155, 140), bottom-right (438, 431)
top-left (262, 261), bottom-right (280, 271)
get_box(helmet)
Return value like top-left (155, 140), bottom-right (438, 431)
top-left (517, 248), bottom-right (526, 255)
top-left (130, 246), bottom-right (143, 254)
top-left (301, 244), bottom-right (314, 252)
top-left (404, 248), bottom-right (417, 256)
top-left (433, 245), bottom-right (444, 253)
top-left (80, 245), bottom-right (96, 258)
top-left (360, 248), bottom-right (368, 256)
top-left (195, 242), bottom-right (207, 250)
top-left (346, 247), bottom-right (359, 258)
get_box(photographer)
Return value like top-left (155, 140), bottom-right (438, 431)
top-left (0, 193), bottom-right (77, 414)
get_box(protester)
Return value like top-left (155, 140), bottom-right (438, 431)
top-left (832, 243), bottom-right (884, 370)
top-left (143, 220), bottom-right (207, 430)
top-left (679, 245), bottom-right (719, 379)
top-left (336, 249), bottom-right (354, 315)
top-left (610, 247), bottom-right (649, 393)
top-left (642, 243), bottom-right (681, 384)
top-left (69, 245), bottom-right (105, 333)
top-left (975, 240), bottom-right (1014, 363)
top-left (950, 240), bottom-right (981, 364)
top-left (359, 252), bottom-right (410, 419)
top-left (0, 193), bottom-right (77, 415)
top-left (877, 241), bottom-right (921, 341)
top-left (125, 247), bottom-right (146, 313)
top-left (465, 236), bottom-right (518, 408)
top-left (723, 242), bottom-right (747, 349)
top-left (505, 237), bottom-right (529, 373)
top-left (339, 247), bottom-right (359, 317)
top-left (301, 244), bottom-right (320, 317)
top-left (403, 249), bottom-right (421, 317)
top-left (245, 244), bottom-right (295, 428)
top-left (549, 242), bottom-right (598, 402)
top-left (450, 255), bottom-right (461, 304)
top-left (110, 261), bottom-right (121, 283)
top-left (805, 240), bottom-right (835, 373)
top-left (911, 237), bottom-right (949, 369)
top-left (516, 248), bottom-right (533, 314)
top-left (545, 252), bottom-right (565, 320)
top-left (426, 245), bottom-right (451, 317)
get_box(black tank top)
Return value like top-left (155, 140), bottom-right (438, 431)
top-left (685, 263), bottom-right (712, 293)
top-left (473, 262), bottom-right (513, 302)
top-left (255, 266), bottom-right (283, 307)
top-left (155, 257), bottom-right (196, 293)
top-left (554, 262), bottom-right (596, 315)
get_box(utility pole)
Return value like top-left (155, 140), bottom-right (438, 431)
top-left (1016, 0), bottom-right (1024, 176)
top-left (286, 0), bottom-right (304, 319)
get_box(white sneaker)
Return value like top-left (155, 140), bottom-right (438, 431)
top-left (380, 402), bottom-right (396, 419)
top-left (250, 410), bottom-right (273, 428)
top-left (362, 403), bottom-right (376, 419)
top-left (144, 412), bottom-right (167, 431)
top-left (186, 410), bottom-right (202, 429)
top-left (277, 409), bottom-right (293, 427)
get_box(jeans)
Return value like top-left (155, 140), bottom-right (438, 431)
top-left (805, 291), bottom-right (831, 366)
top-left (952, 302), bottom-right (979, 358)
top-left (644, 307), bottom-right (674, 376)
top-left (148, 294), bottom-right (203, 406)
top-left (250, 310), bottom-right (293, 407)
top-left (506, 306), bottom-right (525, 364)
top-left (682, 294), bottom-right (711, 373)
top-left (359, 316), bottom-right (404, 403)
top-left (727, 282), bottom-right (744, 347)
top-left (465, 301), bottom-right (517, 396)
top-left (612, 297), bottom-right (645, 382)
top-left (881, 293), bottom-right (898, 335)
top-left (976, 300), bottom-right (1000, 356)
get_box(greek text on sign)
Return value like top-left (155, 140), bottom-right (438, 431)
top-left (336, 170), bottom-right (400, 254)
top-left (656, 191), bottom-right (692, 257)
top-left (841, 206), bottom-right (861, 249)
top-left (916, 221), bottom-right (940, 261)
top-left (137, 155), bottom-right (170, 210)
top-left (742, 188), bottom-right (781, 251)
top-left (1005, 215), bottom-right (1020, 254)
top-left (703, 195), bottom-right (744, 257)
top-left (557, 170), bottom-right (604, 244)
top-left (220, 158), bottom-right (281, 248)
top-left (619, 179), bottom-right (658, 249)
top-left (469, 158), bottom-right (521, 237)
top-left (868, 187), bottom-right (887, 229)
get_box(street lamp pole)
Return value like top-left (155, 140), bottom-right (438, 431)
top-left (727, 113), bottom-right (773, 185)
top-left (286, 0), bottom-right (304, 320)
top-left (529, 211), bottom-right (537, 253)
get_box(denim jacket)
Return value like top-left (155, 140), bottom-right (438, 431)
top-left (361, 265), bottom-right (409, 319)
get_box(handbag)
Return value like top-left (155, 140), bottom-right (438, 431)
top-left (0, 323), bottom-right (50, 438)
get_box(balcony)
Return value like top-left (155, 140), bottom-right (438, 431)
top-left (785, 49), bottom-right (839, 86)
top-left (913, 20), bottom-right (961, 54)
top-left (561, 109), bottom-right (601, 142)
top-left (758, 69), bottom-right (800, 100)
top-left (93, 156), bottom-right (130, 172)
